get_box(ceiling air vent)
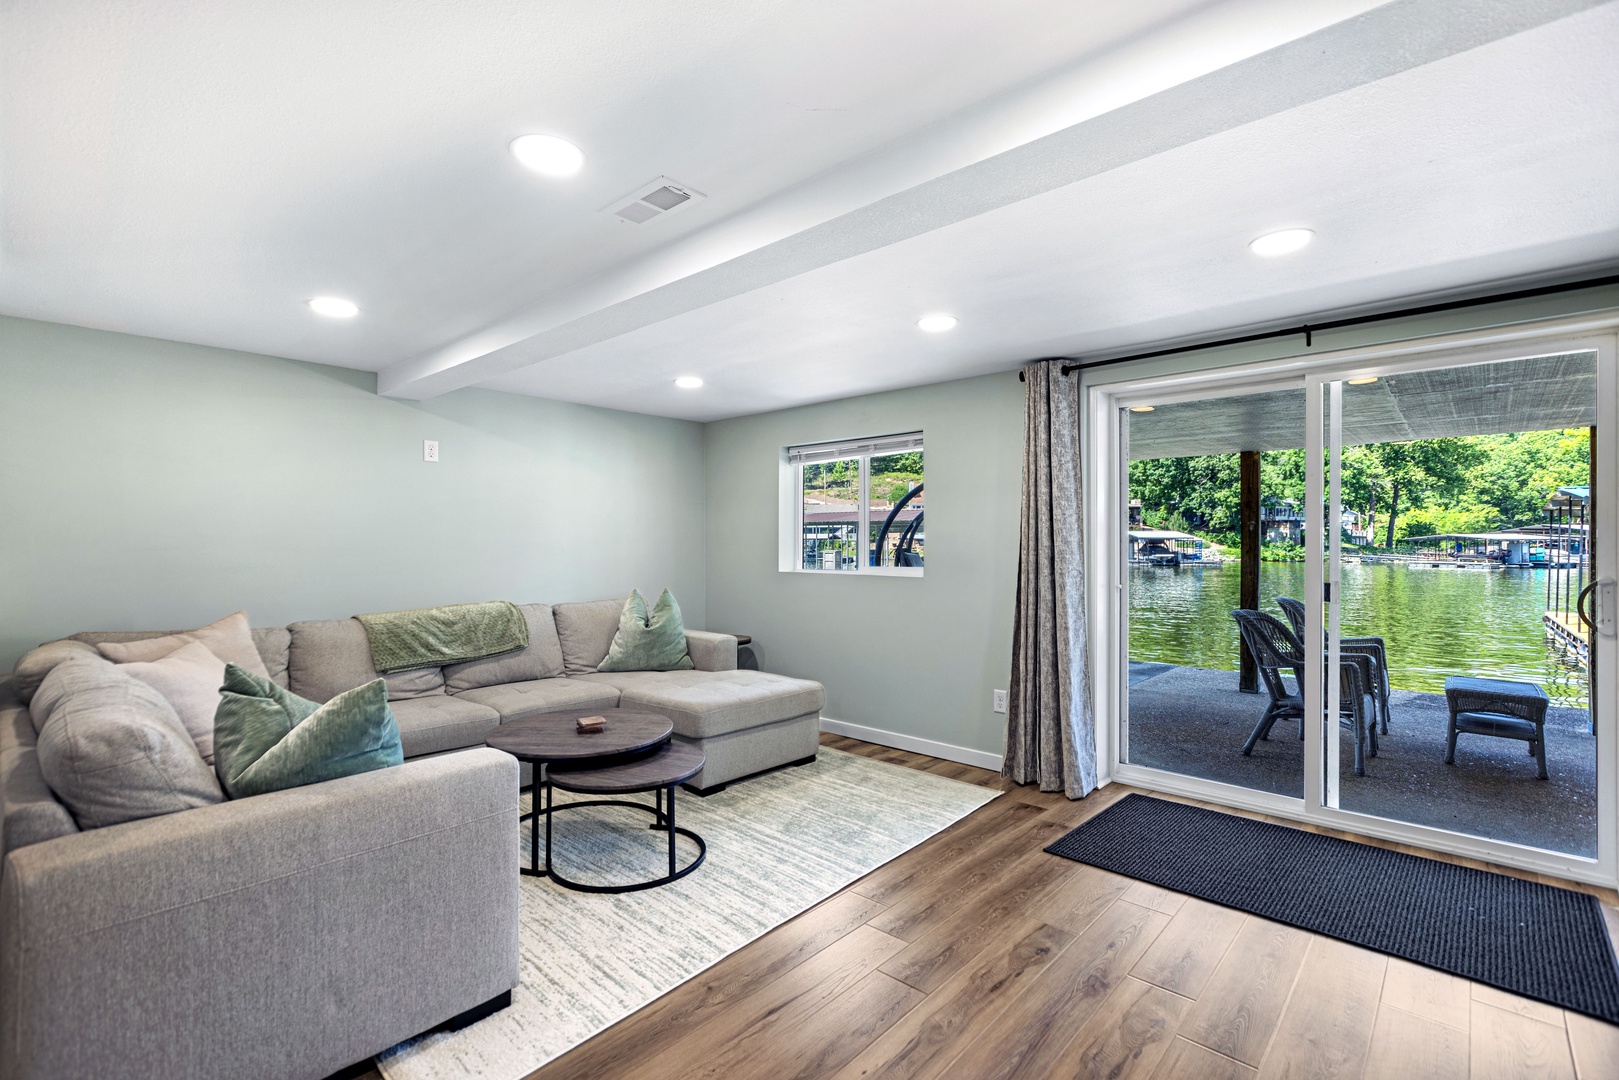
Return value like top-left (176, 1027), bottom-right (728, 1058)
top-left (604, 177), bottom-right (706, 224)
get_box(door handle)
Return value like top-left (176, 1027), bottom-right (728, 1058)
top-left (1586, 579), bottom-right (1618, 638)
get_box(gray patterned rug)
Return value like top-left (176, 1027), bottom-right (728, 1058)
top-left (377, 747), bottom-right (999, 1080)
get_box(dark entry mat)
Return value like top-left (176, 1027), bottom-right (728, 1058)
top-left (1045, 793), bottom-right (1619, 1023)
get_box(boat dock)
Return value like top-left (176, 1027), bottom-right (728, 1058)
top-left (1544, 610), bottom-right (1590, 666)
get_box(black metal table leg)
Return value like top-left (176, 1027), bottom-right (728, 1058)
top-left (544, 776), bottom-right (553, 875)
top-left (518, 741), bottom-right (705, 893)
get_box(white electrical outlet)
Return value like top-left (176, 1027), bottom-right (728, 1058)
top-left (423, 440), bottom-right (439, 462)
top-left (992, 689), bottom-right (1008, 714)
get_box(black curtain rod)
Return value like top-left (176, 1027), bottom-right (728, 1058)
top-left (1012, 271), bottom-right (1619, 381)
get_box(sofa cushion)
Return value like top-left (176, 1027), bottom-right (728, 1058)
top-left (117, 640), bottom-right (227, 763)
top-left (574, 670), bottom-right (825, 739)
top-left (214, 666), bottom-right (404, 799)
top-left (33, 657), bottom-right (224, 828)
top-left (553, 598), bottom-right (626, 676)
top-left (1, 688), bottom-right (79, 858)
top-left (251, 627), bottom-right (292, 688)
top-left (94, 610), bottom-right (270, 680)
top-left (598, 589), bottom-right (695, 673)
top-left (387, 695), bottom-right (501, 758)
top-left (454, 678), bottom-right (619, 722)
top-left (12, 639), bottom-right (100, 707)
top-left (287, 618), bottom-right (444, 703)
top-left (443, 604), bottom-right (565, 691)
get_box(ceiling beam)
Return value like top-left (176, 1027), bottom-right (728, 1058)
top-left (377, 0), bottom-right (1605, 400)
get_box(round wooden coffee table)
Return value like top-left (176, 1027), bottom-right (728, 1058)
top-left (485, 707), bottom-right (707, 892)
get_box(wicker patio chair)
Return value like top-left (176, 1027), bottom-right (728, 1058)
top-left (1276, 595), bottom-right (1392, 735)
top-left (1231, 608), bottom-right (1377, 776)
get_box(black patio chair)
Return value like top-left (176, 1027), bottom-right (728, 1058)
top-left (1231, 608), bottom-right (1377, 776)
top-left (1276, 595), bottom-right (1392, 735)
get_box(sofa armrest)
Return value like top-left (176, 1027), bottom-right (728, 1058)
top-left (1, 748), bottom-right (519, 1080)
top-left (685, 630), bottom-right (738, 672)
top-left (1, 683), bottom-right (77, 865)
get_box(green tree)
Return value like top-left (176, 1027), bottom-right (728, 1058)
top-left (1341, 439), bottom-right (1483, 547)
top-left (1129, 454), bottom-right (1242, 534)
top-left (1129, 428), bottom-right (1589, 552)
top-left (1467, 429), bottom-right (1590, 528)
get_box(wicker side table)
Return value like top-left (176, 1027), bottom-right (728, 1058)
top-left (1443, 676), bottom-right (1551, 780)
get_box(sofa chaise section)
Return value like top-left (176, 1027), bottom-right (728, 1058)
top-left (576, 669), bottom-right (825, 792)
top-left (553, 600), bottom-right (826, 792)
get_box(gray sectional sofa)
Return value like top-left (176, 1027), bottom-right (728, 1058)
top-left (0, 598), bottom-right (825, 1080)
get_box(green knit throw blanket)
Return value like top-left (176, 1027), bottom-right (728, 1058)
top-left (355, 601), bottom-right (529, 673)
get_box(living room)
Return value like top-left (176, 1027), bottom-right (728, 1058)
top-left (4, 3), bottom-right (1619, 1079)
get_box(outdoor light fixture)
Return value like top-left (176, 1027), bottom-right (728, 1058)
top-left (916, 314), bottom-right (959, 333)
top-left (1249, 228), bottom-right (1314, 256)
top-left (674, 376), bottom-right (703, 389)
top-left (510, 134), bottom-right (585, 177)
top-left (308, 297), bottom-right (359, 318)
top-left (1129, 405), bottom-right (1156, 412)
top-left (1347, 376), bottom-right (1380, 385)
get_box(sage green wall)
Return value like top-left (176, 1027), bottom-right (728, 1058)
top-left (703, 372), bottom-right (1024, 762)
top-left (0, 315), bottom-right (707, 669)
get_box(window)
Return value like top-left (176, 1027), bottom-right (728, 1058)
top-left (789, 432), bottom-right (924, 573)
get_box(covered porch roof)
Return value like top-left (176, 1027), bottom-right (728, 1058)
top-left (1126, 351), bottom-right (1596, 460)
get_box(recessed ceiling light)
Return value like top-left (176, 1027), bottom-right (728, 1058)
top-left (308, 297), bottom-right (359, 318)
top-left (674, 376), bottom-right (703, 389)
top-left (1249, 228), bottom-right (1314, 257)
top-left (510, 134), bottom-right (584, 177)
top-left (1129, 405), bottom-right (1156, 413)
top-left (917, 314), bottom-right (958, 333)
top-left (1347, 376), bottom-right (1379, 385)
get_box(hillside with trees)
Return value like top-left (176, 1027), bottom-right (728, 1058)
top-left (1130, 428), bottom-right (1590, 551)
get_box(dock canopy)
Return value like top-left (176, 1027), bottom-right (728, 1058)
top-left (1128, 530), bottom-right (1203, 542)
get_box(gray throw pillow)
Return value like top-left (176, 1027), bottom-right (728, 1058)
top-left (554, 598), bottom-right (628, 675)
top-left (13, 638), bottom-right (100, 709)
top-left (95, 610), bottom-right (270, 679)
top-left (34, 657), bottom-right (224, 829)
top-left (597, 589), bottom-right (695, 673)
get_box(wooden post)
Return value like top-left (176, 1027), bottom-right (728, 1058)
top-left (1239, 450), bottom-right (1262, 693)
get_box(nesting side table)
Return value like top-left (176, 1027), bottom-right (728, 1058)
top-left (486, 707), bottom-right (707, 892)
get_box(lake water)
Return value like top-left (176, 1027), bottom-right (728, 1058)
top-left (1128, 561), bottom-right (1591, 709)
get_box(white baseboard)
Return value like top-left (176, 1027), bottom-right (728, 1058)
top-left (819, 716), bottom-right (1004, 772)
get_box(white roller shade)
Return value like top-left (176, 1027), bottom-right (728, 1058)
top-left (787, 431), bottom-right (923, 465)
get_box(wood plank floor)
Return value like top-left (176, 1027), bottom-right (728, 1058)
top-left (363, 734), bottom-right (1619, 1080)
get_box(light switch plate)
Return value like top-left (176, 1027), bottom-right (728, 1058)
top-left (423, 440), bottom-right (439, 462)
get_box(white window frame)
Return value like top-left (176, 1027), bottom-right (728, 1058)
top-left (780, 432), bottom-right (925, 577)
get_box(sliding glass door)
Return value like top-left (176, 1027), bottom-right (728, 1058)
top-left (1316, 348), bottom-right (1613, 863)
top-left (1102, 327), bottom-right (1618, 885)
top-left (1122, 385), bottom-right (1307, 800)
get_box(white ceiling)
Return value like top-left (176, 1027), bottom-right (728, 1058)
top-left (4, 0), bottom-right (1617, 422)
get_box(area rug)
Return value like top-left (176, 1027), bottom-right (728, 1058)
top-left (1046, 793), bottom-right (1619, 1023)
top-left (377, 747), bottom-right (999, 1080)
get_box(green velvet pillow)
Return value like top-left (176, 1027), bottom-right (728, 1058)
top-left (213, 664), bottom-right (403, 799)
top-left (597, 589), bottom-right (695, 672)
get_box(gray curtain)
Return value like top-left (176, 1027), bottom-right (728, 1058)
top-left (1004, 360), bottom-right (1097, 798)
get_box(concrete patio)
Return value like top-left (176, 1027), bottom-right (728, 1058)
top-left (1126, 662), bottom-right (1598, 857)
